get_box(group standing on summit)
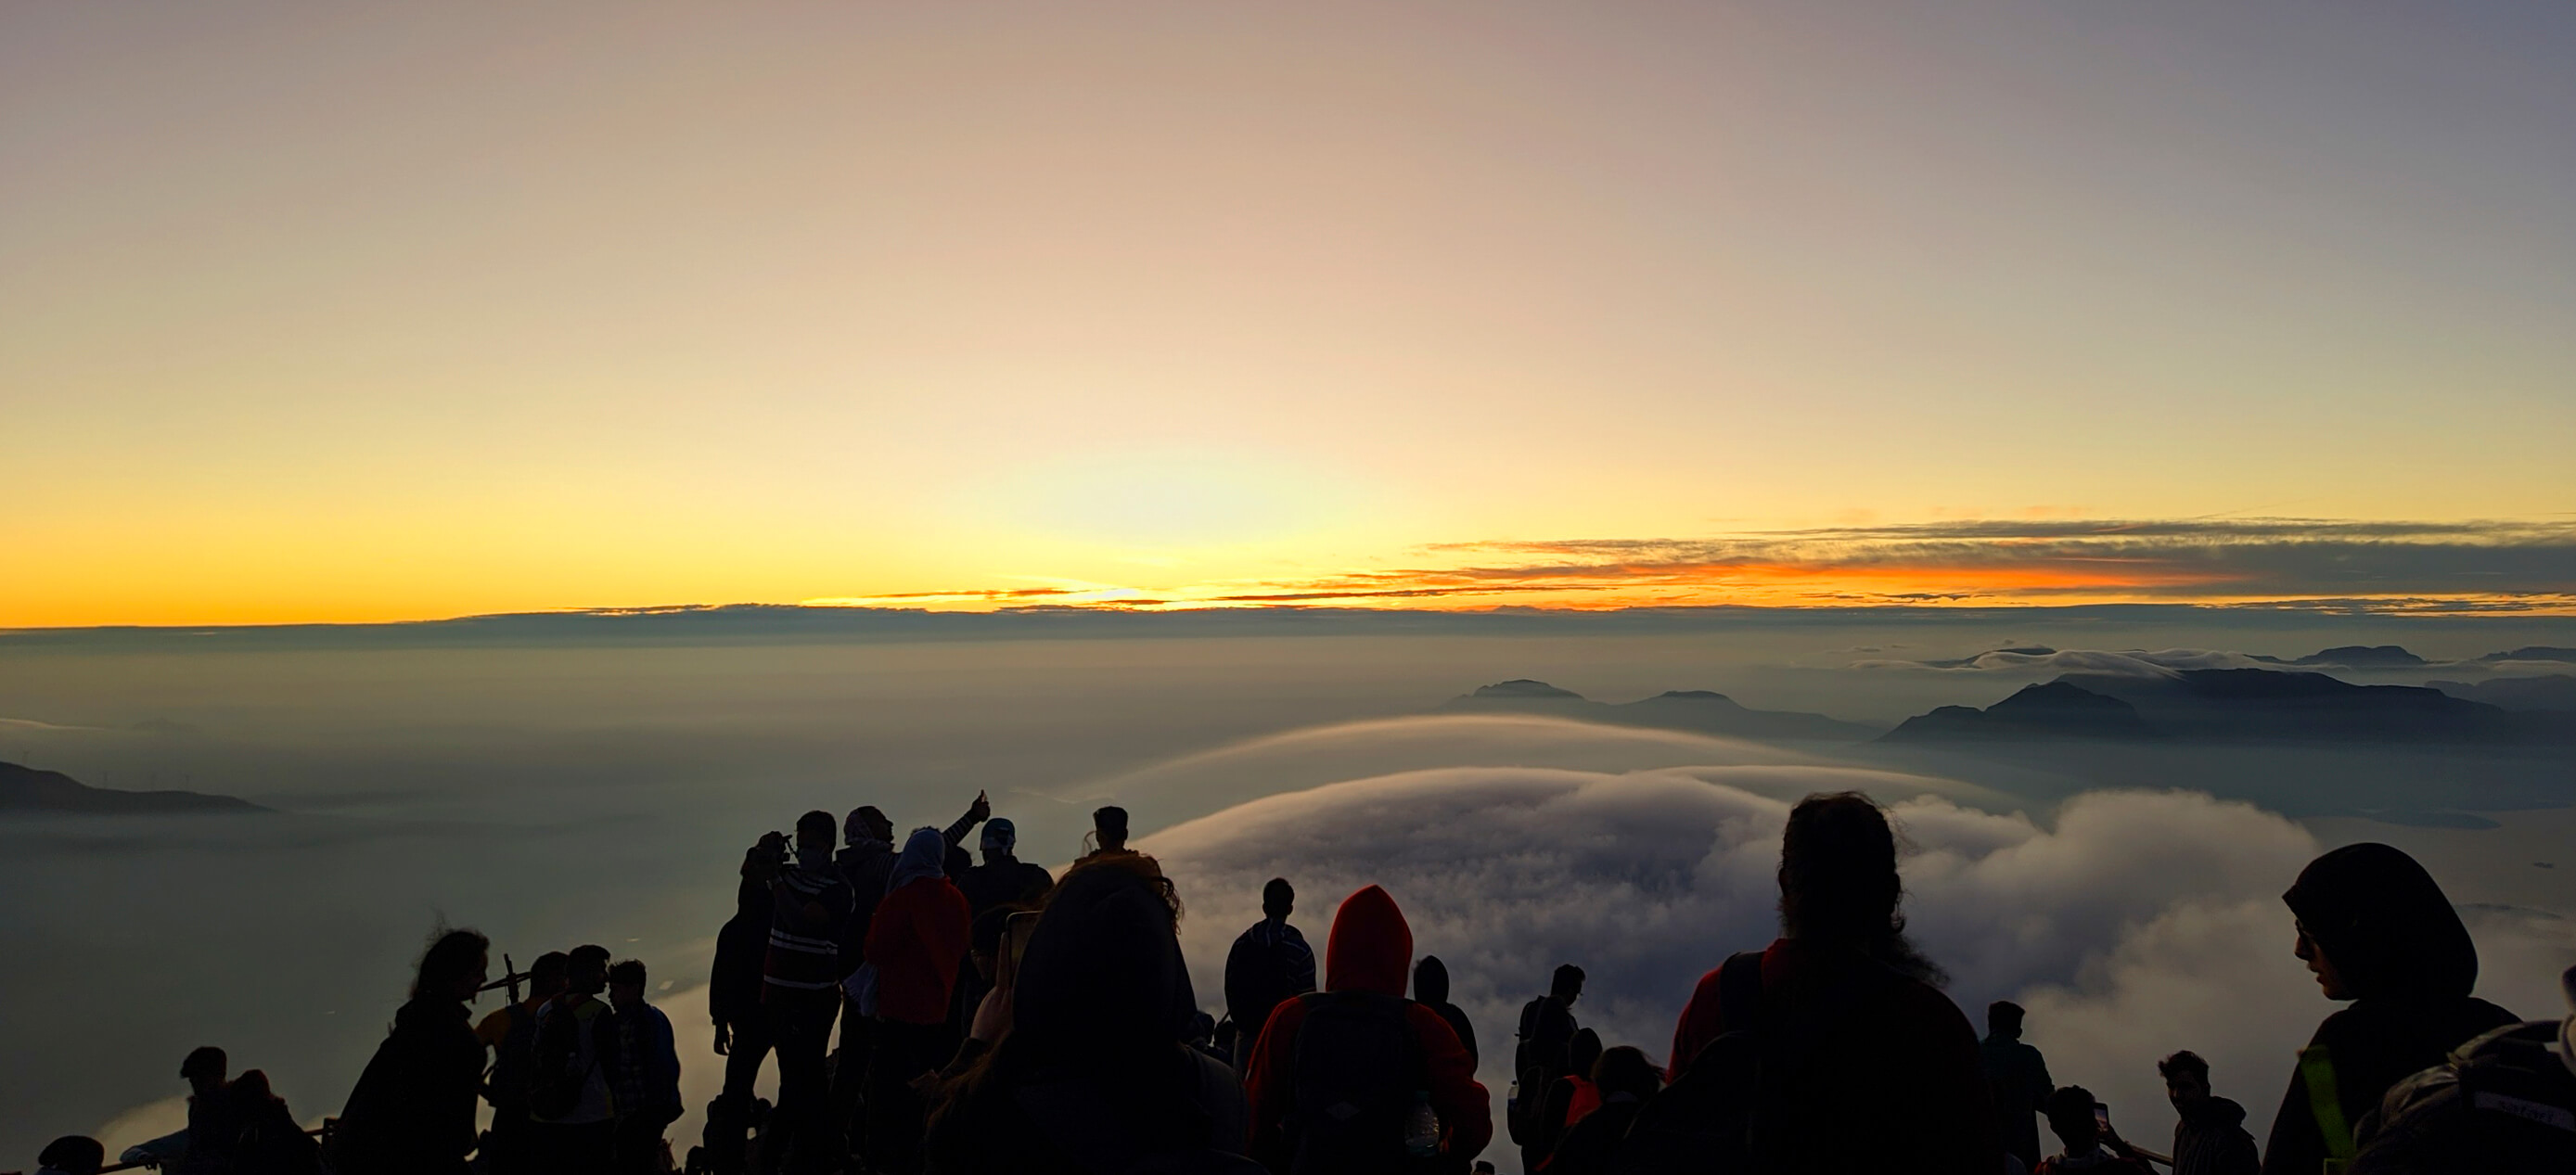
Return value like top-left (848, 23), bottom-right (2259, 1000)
top-left (31, 792), bottom-right (2576, 1175)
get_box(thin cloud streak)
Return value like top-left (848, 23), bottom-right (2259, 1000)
top-left (820, 517), bottom-right (2576, 616)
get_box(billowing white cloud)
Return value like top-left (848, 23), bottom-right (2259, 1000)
top-left (1145, 768), bottom-right (2569, 1172)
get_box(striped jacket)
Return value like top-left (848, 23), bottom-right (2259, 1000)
top-left (763, 859), bottom-right (856, 1001)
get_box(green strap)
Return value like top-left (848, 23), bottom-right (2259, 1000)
top-left (2297, 1044), bottom-right (2358, 1173)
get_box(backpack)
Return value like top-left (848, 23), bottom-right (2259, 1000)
top-left (1610, 951), bottom-right (1765, 1173)
top-left (2352, 1016), bottom-right (2576, 1174)
top-left (1509, 996), bottom-right (1561, 1146)
top-left (529, 1000), bottom-right (607, 1120)
top-left (1288, 991), bottom-right (1436, 1175)
top-left (485, 1002), bottom-right (539, 1115)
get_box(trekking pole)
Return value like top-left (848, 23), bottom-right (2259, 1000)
top-left (479, 953), bottom-right (533, 1001)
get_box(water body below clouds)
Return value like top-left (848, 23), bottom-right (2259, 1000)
top-left (1, 623), bottom-right (2571, 1168)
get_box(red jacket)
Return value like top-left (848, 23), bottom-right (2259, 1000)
top-left (864, 875), bottom-right (971, 1025)
top-left (1665, 938), bottom-right (1999, 1175)
top-left (1244, 885), bottom-right (1492, 1165)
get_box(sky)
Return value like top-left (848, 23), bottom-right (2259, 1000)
top-left (5, 1), bottom-right (2572, 625)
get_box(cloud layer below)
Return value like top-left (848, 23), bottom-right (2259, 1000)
top-left (1144, 768), bottom-right (2572, 1169)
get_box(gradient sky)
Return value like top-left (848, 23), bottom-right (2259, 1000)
top-left (5, 2), bottom-right (2572, 624)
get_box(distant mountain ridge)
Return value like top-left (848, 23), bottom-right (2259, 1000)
top-left (1883, 667), bottom-right (2558, 745)
top-left (1440, 680), bottom-right (1884, 741)
top-left (0, 761), bottom-right (264, 814)
top-left (2429, 675), bottom-right (2576, 713)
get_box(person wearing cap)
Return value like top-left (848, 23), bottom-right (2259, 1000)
top-left (1080, 805), bottom-right (1138, 862)
top-left (957, 817), bottom-right (1057, 917)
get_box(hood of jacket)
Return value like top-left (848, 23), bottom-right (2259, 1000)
top-left (1414, 955), bottom-right (1451, 1005)
top-left (1325, 884), bottom-right (1414, 997)
top-left (2284, 842), bottom-right (2478, 1001)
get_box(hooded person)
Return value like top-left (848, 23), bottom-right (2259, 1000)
top-left (957, 818), bottom-right (1057, 917)
top-left (832, 807), bottom-right (897, 1127)
top-left (924, 853), bottom-right (1262, 1174)
top-left (1243, 884), bottom-right (1492, 1173)
top-left (2261, 843), bottom-right (2518, 1175)
top-left (863, 826), bottom-right (974, 1173)
top-left (1530, 1028), bottom-right (1604, 1165)
top-left (1412, 956), bottom-right (1478, 1067)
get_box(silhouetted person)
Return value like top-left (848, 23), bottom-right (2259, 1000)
top-left (1984, 1000), bottom-right (2054, 1169)
top-left (767, 810), bottom-right (857, 1175)
top-left (956, 817), bottom-right (1056, 916)
top-left (2037, 1085), bottom-right (2152, 1174)
top-left (924, 854), bottom-right (1262, 1173)
top-left (530, 944), bottom-right (620, 1175)
top-left (607, 960), bottom-right (682, 1175)
top-left (1413, 955), bottom-right (1479, 1066)
top-left (1659, 792), bottom-right (1999, 1173)
top-left (832, 810), bottom-right (893, 1135)
top-left (227, 1069), bottom-right (323, 1175)
top-left (2159, 1051), bottom-right (2258, 1175)
top-left (2262, 843), bottom-right (2518, 1175)
top-left (863, 825), bottom-right (972, 1174)
top-left (478, 950), bottom-right (569, 1175)
top-left (35, 1136), bottom-right (105, 1175)
top-left (1244, 884), bottom-right (1492, 1173)
top-left (122, 1045), bottom-right (234, 1172)
top-left (1511, 963), bottom-right (1583, 1165)
top-left (335, 926), bottom-right (490, 1175)
top-left (705, 837), bottom-right (780, 1174)
top-left (1224, 877), bottom-right (1317, 1060)
top-left (1528, 1027), bottom-right (1605, 1167)
top-left (1081, 804), bottom-right (1134, 861)
top-left (1540, 1046), bottom-right (1662, 1175)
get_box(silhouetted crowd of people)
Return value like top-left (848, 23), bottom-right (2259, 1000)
top-left (23, 791), bottom-right (2576, 1175)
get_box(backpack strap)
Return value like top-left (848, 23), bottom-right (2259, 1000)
top-left (2298, 1044), bottom-right (2358, 1172)
top-left (1714, 951), bottom-right (1765, 1036)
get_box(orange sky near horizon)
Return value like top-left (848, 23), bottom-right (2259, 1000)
top-left (4, 4), bottom-right (2571, 628)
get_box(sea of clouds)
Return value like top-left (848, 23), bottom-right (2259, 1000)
top-left (1143, 763), bottom-right (2572, 1169)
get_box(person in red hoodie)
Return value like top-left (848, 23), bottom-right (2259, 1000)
top-left (862, 826), bottom-right (972, 1174)
top-left (1245, 884), bottom-right (1491, 1174)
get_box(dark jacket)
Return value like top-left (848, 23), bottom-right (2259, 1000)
top-left (711, 875), bottom-right (773, 1026)
top-left (1534, 1091), bottom-right (1645, 1175)
top-left (1412, 956), bottom-right (1479, 1066)
top-left (2262, 844), bottom-right (2518, 1175)
top-left (1663, 938), bottom-right (2000, 1175)
top-left (335, 997), bottom-right (485, 1175)
top-left (958, 855), bottom-right (1056, 916)
top-left (1224, 915), bottom-right (1316, 1041)
top-left (2172, 1096), bottom-right (2260, 1175)
top-left (1243, 885), bottom-right (1492, 1169)
top-left (1981, 1035), bottom-right (2053, 1167)
top-left (925, 862), bottom-right (1260, 1174)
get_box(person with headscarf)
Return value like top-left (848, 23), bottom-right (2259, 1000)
top-left (832, 807), bottom-right (896, 1132)
top-left (333, 926), bottom-right (491, 1175)
top-left (863, 825), bottom-right (974, 1173)
top-left (227, 1069), bottom-right (324, 1175)
top-left (1655, 792), bottom-right (1997, 1174)
top-left (957, 817), bottom-right (1056, 916)
top-left (924, 853), bottom-right (1263, 1174)
top-left (1412, 956), bottom-right (1478, 1067)
top-left (2261, 843), bottom-right (2518, 1175)
top-left (1243, 884), bottom-right (1493, 1173)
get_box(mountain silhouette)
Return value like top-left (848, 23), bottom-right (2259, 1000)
top-left (2248, 645), bottom-right (2428, 669)
top-left (1439, 681), bottom-right (1882, 740)
top-left (2478, 646), bottom-right (2576, 664)
top-left (0, 761), bottom-right (265, 814)
top-left (2052, 668), bottom-right (2534, 742)
top-left (1879, 682), bottom-right (2156, 742)
top-left (2429, 675), bottom-right (2576, 713)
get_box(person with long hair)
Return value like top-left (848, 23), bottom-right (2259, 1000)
top-left (1657, 792), bottom-right (1997, 1172)
top-left (333, 926), bottom-right (491, 1175)
top-left (924, 853), bottom-right (1261, 1174)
